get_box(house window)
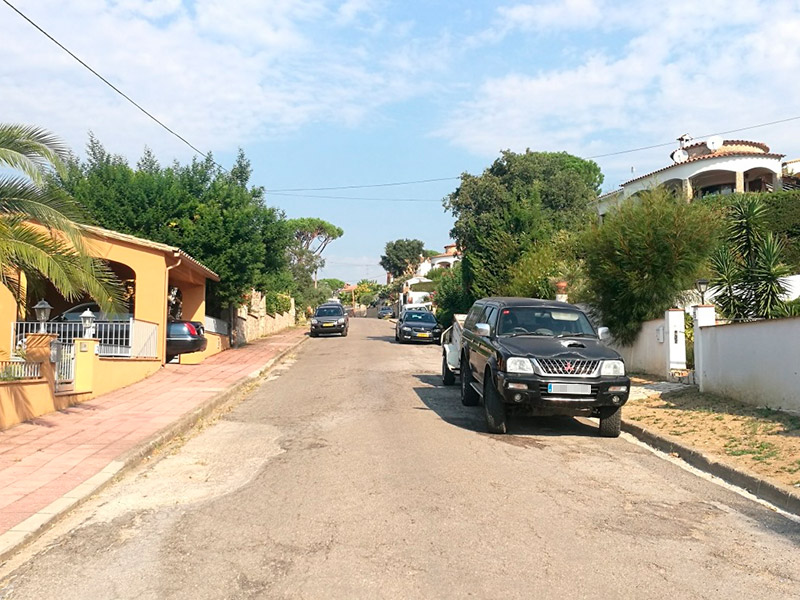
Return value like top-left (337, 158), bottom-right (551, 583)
top-left (700, 183), bottom-right (735, 197)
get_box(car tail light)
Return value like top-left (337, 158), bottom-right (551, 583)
top-left (185, 322), bottom-right (197, 335)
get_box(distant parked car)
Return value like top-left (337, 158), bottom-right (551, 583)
top-left (166, 320), bottom-right (207, 362)
top-left (310, 303), bottom-right (349, 337)
top-left (378, 306), bottom-right (394, 319)
top-left (50, 302), bottom-right (132, 322)
top-left (395, 310), bottom-right (442, 343)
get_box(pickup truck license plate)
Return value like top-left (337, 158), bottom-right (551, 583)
top-left (547, 383), bottom-right (591, 395)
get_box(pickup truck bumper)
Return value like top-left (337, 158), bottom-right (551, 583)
top-left (495, 371), bottom-right (630, 412)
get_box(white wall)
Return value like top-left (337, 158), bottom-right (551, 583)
top-left (697, 316), bottom-right (800, 413)
top-left (610, 318), bottom-right (667, 377)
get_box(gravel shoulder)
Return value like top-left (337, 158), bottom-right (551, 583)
top-left (625, 376), bottom-right (800, 491)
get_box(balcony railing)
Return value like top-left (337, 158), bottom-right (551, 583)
top-left (0, 359), bottom-right (42, 380)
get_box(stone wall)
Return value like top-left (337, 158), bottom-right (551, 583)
top-left (232, 291), bottom-right (296, 346)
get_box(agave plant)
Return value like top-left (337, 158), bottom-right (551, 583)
top-left (710, 196), bottom-right (789, 319)
top-left (0, 124), bottom-right (122, 312)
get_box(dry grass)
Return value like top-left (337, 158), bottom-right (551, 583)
top-left (625, 377), bottom-right (800, 490)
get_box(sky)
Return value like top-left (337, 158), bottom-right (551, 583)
top-left (3, 0), bottom-right (800, 284)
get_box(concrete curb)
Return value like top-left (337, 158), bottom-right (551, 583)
top-left (0, 334), bottom-right (308, 564)
top-left (621, 419), bottom-right (800, 517)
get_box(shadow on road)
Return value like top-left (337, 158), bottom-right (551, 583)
top-left (412, 373), bottom-right (599, 438)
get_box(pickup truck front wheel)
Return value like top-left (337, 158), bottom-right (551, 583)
top-left (599, 407), bottom-right (622, 438)
top-left (484, 376), bottom-right (507, 434)
top-left (442, 354), bottom-right (456, 386)
top-left (460, 356), bottom-right (480, 406)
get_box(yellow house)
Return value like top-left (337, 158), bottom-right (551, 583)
top-left (0, 225), bottom-right (226, 430)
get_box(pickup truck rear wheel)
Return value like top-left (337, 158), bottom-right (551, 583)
top-left (599, 407), bottom-right (622, 438)
top-left (460, 356), bottom-right (480, 406)
top-left (484, 376), bottom-right (507, 434)
top-left (442, 354), bottom-right (456, 386)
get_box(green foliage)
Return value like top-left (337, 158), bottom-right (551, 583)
top-left (58, 140), bottom-right (291, 315)
top-left (444, 149), bottom-right (600, 298)
top-left (354, 279), bottom-right (381, 305)
top-left (409, 281), bottom-right (436, 293)
top-left (583, 188), bottom-right (720, 344)
top-left (380, 239), bottom-right (425, 278)
top-left (433, 262), bottom-right (474, 326)
top-left (1, 124), bottom-right (123, 313)
top-left (503, 243), bottom-right (558, 299)
top-left (264, 291), bottom-right (292, 316)
top-left (424, 267), bottom-right (447, 281)
top-left (709, 196), bottom-right (791, 319)
top-left (699, 190), bottom-right (800, 271)
top-left (319, 278), bottom-right (345, 292)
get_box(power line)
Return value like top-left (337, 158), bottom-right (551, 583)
top-left (2, 0), bottom-right (227, 172)
top-left (266, 191), bottom-right (440, 202)
top-left (268, 176), bottom-right (460, 192)
top-left (584, 116), bottom-right (800, 159)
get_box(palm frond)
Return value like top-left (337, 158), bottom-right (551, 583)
top-left (0, 123), bottom-right (70, 184)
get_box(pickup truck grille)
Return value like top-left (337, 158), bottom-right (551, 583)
top-left (536, 359), bottom-right (599, 376)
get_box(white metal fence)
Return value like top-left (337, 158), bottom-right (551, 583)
top-left (13, 319), bottom-right (159, 359)
top-left (0, 360), bottom-right (41, 380)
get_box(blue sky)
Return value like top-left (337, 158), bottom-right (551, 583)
top-left (4, 0), bottom-right (800, 283)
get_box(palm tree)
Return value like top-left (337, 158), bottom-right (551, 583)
top-left (0, 123), bottom-right (122, 312)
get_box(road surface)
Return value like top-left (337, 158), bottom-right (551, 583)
top-left (1, 318), bottom-right (799, 599)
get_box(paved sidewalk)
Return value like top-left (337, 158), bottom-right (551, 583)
top-left (0, 327), bottom-right (307, 560)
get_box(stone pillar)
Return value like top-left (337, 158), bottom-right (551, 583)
top-left (73, 338), bottom-right (98, 393)
top-left (23, 333), bottom-right (57, 390)
top-left (681, 178), bottom-right (694, 201)
top-left (773, 172), bottom-right (783, 192)
top-left (665, 309), bottom-right (686, 373)
top-left (693, 305), bottom-right (716, 392)
top-left (555, 281), bottom-right (568, 303)
top-left (735, 171), bottom-right (744, 193)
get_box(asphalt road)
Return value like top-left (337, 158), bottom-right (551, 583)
top-left (1, 318), bottom-right (799, 599)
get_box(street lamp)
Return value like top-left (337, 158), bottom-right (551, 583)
top-left (695, 279), bottom-right (709, 305)
top-left (80, 308), bottom-right (96, 338)
top-left (33, 299), bottom-right (52, 333)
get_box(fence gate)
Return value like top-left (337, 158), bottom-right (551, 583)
top-left (51, 341), bottom-right (75, 392)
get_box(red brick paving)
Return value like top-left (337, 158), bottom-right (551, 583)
top-left (0, 328), bottom-right (306, 538)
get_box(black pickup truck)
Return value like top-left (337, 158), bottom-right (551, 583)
top-left (460, 297), bottom-right (630, 437)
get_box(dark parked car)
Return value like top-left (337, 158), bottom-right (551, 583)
top-left (395, 310), bottom-right (442, 343)
top-left (310, 303), bottom-right (348, 337)
top-left (166, 320), bottom-right (207, 362)
top-left (459, 297), bottom-right (630, 437)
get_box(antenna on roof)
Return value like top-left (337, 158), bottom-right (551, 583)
top-left (671, 148), bottom-right (689, 163)
top-left (706, 135), bottom-right (723, 151)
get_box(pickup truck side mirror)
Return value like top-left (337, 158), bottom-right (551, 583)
top-left (475, 323), bottom-right (491, 338)
top-left (597, 326), bottom-right (611, 342)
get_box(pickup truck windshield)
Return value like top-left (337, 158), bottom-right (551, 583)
top-left (497, 307), bottom-right (595, 337)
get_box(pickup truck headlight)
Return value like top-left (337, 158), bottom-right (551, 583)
top-left (506, 357), bottom-right (533, 374)
top-left (600, 360), bottom-right (625, 376)
top-left (402, 326), bottom-right (411, 332)
top-left (311, 318), bottom-right (318, 325)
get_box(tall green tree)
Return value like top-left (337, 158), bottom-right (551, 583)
top-left (58, 139), bottom-right (290, 314)
top-left (444, 149), bottom-right (601, 298)
top-left (380, 238), bottom-right (425, 278)
top-left (0, 124), bottom-right (122, 311)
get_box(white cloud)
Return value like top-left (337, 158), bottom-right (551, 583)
top-left (438, 1), bottom-right (800, 186)
top-left (0, 0), bottom-right (436, 162)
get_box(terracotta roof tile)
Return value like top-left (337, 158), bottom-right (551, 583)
top-left (622, 151), bottom-right (785, 186)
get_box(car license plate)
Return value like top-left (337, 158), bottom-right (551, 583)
top-left (547, 383), bottom-right (591, 395)
top-left (323, 323), bottom-right (334, 327)
top-left (416, 332), bottom-right (431, 338)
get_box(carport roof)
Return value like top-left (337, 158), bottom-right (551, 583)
top-left (82, 225), bottom-right (220, 281)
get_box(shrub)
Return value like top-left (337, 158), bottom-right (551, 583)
top-left (583, 187), bottom-right (721, 344)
